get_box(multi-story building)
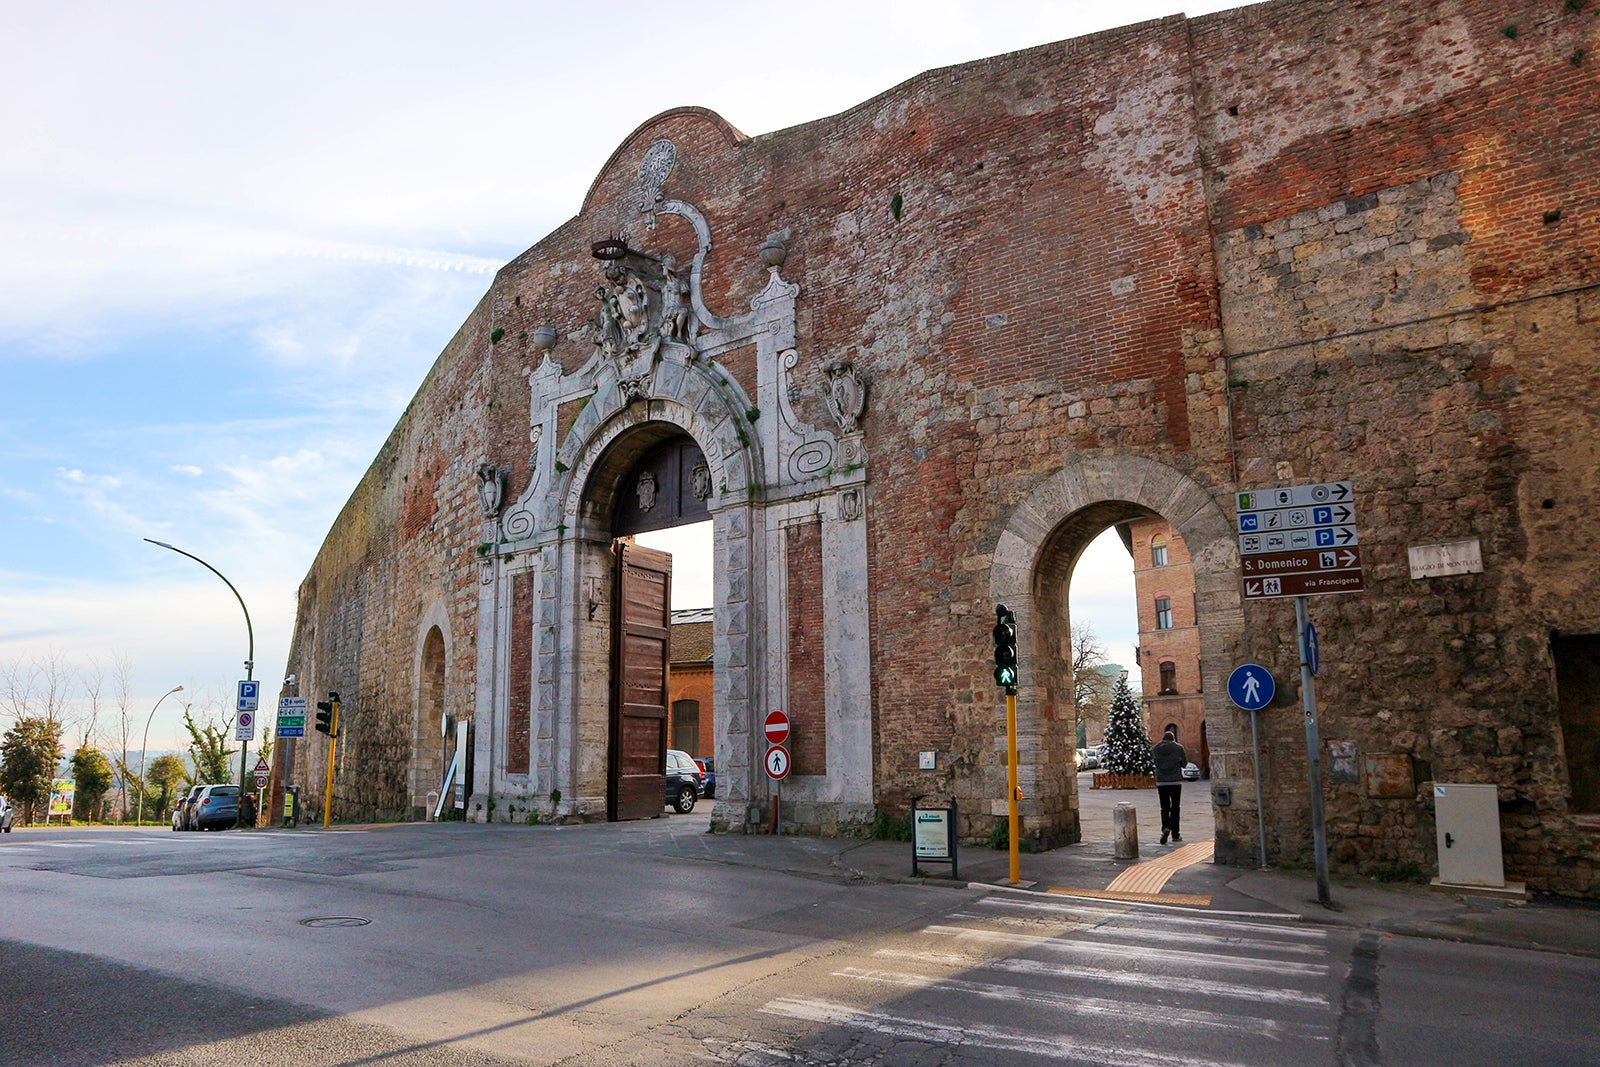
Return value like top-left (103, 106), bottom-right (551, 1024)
top-left (1126, 518), bottom-right (1207, 776)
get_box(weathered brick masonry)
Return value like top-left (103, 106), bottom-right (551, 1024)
top-left (285, 0), bottom-right (1600, 896)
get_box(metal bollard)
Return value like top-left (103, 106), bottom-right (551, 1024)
top-left (1114, 802), bottom-right (1140, 860)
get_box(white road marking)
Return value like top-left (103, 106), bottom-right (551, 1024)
top-left (872, 948), bottom-right (1330, 1008)
top-left (761, 997), bottom-right (1261, 1067)
top-left (920, 923), bottom-right (1332, 977)
top-left (834, 966), bottom-right (1331, 1041)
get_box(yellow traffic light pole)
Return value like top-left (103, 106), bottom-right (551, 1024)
top-left (322, 696), bottom-right (339, 829)
top-left (1005, 688), bottom-right (1020, 885)
top-left (993, 604), bottom-right (1021, 885)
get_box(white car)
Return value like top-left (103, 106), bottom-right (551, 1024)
top-left (1182, 762), bottom-right (1201, 781)
top-left (0, 795), bottom-right (15, 832)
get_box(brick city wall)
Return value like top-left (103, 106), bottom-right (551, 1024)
top-left (289, 0), bottom-right (1600, 892)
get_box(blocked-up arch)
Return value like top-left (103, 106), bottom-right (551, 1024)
top-left (411, 600), bottom-right (452, 819)
top-left (989, 454), bottom-right (1248, 854)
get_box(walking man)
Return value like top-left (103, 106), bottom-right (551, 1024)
top-left (1151, 730), bottom-right (1188, 845)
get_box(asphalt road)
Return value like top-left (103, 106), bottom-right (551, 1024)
top-left (2, 816), bottom-right (1596, 1066)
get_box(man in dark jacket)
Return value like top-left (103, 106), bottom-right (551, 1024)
top-left (1151, 730), bottom-right (1188, 845)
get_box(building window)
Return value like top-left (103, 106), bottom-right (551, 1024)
top-left (1151, 538), bottom-right (1168, 567)
top-left (1159, 661), bottom-right (1177, 695)
top-left (671, 699), bottom-right (700, 756)
top-left (1155, 597), bottom-right (1173, 630)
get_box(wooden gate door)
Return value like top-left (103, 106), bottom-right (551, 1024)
top-left (610, 541), bottom-right (672, 820)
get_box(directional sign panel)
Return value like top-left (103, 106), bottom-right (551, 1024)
top-left (1238, 482), bottom-right (1365, 600)
top-left (277, 696), bottom-right (307, 739)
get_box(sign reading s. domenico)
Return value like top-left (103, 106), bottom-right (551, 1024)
top-left (1236, 481), bottom-right (1365, 600)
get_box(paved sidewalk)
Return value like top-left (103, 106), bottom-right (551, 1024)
top-left (823, 774), bottom-right (1600, 959)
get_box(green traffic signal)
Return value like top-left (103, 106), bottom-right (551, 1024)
top-left (992, 604), bottom-right (1018, 691)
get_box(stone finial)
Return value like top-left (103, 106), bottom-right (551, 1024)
top-left (760, 231), bottom-right (789, 269)
top-left (531, 325), bottom-right (559, 354)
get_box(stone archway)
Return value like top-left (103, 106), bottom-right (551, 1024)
top-left (990, 454), bottom-right (1251, 859)
top-left (411, 603), bottom-right (451, 820)
top-left (553, 401), bottom-right (762, 828)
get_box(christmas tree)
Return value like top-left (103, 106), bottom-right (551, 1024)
top-left (1100, 674), bottom-right (1155, 777)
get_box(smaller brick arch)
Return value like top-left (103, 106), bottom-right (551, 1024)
top-left (989, 453), bottom-right (1243, 849)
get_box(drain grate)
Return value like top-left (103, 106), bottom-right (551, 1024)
top-left (299, 916), bottom-right (371, 927)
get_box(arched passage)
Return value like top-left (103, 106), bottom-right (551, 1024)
top-left (558, 407), bottom-right (758, 824)
top-left (990, 455), bottom-right (1254, 860)
top-left (411, 602), bottom-right (452, 820)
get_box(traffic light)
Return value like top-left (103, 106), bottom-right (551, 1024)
top-left (992, 604), bottom-right (1018, 692)
top-left (315, 691), bottom-right (338, 736)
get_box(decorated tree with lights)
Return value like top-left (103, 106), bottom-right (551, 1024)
top-left (1099, 673), bottom-right (1155, 777)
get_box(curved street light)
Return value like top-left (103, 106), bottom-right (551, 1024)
top-left (136, 685), bottom-right (184, 827)
top-left (144, 538), bottom-right (255, 797)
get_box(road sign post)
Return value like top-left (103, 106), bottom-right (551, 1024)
top-left (765, 739), bottom-right (790, 835)
top-left (1229, 664), bottom-right (1276, 872)
top-left (1236, 481), bottom-right (1363, 907)
top-left (1297, 596), bottom-right (1332, 908)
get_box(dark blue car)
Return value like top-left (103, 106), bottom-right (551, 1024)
top-left (192, 784), bottom-right (242, 830)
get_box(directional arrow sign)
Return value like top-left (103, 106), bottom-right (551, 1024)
top-left (1238, 482), bottom-right (1365, 600)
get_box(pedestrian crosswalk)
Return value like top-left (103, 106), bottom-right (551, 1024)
top-left (727, 890), bottom-right (1342, 1066)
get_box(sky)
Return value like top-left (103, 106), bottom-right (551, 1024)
top-left (1, 0), bottom-right (1238, 751)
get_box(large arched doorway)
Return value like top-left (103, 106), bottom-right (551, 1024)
top-left (578, 427), bottom-right (715, 820)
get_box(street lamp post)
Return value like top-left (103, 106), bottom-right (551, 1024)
top-left (136, 685), bottom-right (184, 827)
top-left (144, 539), bottom-right (255, 798)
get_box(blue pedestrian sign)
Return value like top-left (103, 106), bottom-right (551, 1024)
top-left (1228, 664), bottom-right (1275, 711)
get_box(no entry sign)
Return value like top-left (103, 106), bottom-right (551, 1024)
top-left (764, 710), bottom-right (790, 746)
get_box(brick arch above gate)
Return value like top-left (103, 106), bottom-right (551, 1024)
top-left (987, 453), bottom-right (1245, 843)
top-left (990, 454), bottom-right (1239, 620)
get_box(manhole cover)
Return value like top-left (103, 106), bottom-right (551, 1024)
top-left (299, 916), bottom-right (371, 927)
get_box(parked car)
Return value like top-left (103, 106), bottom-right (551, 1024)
top-left (694, 757), bottom-right (716, 798)
top-left (665, 749), bottom-right (702, 813)
top-left (172, 784), bottom-right (207, 831)
top-left (0, 795), bottom-right (14, 833)
top-left (191, 784), bottom-right (242, 830)
top-left (1080, 747), bottom-right (1102, 770)
top-left (1182, 762), bottom-right (1201, 781)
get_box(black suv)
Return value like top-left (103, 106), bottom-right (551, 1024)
top-left (664, 749), bottom-right (702, 813)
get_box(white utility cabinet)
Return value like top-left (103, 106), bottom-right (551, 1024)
top-left (1433, 783), bottom-right (1505, 888)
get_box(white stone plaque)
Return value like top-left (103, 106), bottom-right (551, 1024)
top-left (1408, 539), bottom-right (1482, 579)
